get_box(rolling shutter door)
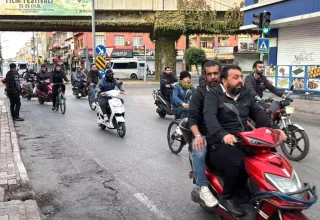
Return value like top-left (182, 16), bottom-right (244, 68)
top-left (278, 23), bottom-right (320, 65)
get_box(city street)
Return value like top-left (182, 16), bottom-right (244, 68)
top-left (1, 84), bottom-right (319, 220)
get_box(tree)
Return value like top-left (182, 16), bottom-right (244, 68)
top-left (184, 48), bottom-right (206, 74)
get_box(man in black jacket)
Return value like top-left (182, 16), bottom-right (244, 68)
top-left (188, 60), bottom-right (221, 207)
top-left (160, 67), bottom-right (177, 104)
top-left (87, 64), bottom-right (100, 106)
top-left (245, 61), bottom-right (283, 101)
top-left (204, 65), bottom-right (286, 216)
top-left (5, 63), bottom-right (24, 121)
top-left (36, 64), bottom-right (50, 94)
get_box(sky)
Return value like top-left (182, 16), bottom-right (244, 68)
top-left (1, 32), bottom-right (33, 59)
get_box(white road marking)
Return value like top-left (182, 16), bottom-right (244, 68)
top-left (134, 193), bottom-right (172, 220)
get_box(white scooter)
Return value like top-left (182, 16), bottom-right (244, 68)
top-left (96, 89), bottom-right (126, 138)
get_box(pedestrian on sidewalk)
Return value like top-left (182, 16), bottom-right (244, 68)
top-left (5, 63), bottom-right (24, 121)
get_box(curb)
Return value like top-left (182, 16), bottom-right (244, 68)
top-left (2, 100), bottom-right (41, 218)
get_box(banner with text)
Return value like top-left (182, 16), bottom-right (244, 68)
top-left (0, 0), bottom-right (92, 16)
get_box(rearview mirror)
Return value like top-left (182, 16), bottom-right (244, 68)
top-left (223, 103), bottom-right (240, 117)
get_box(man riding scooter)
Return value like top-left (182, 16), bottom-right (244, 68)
top-left (204, 65), bottom-right (287, 216)
top-left (23, 67), bottom-right (36, 92)
top-left (73, 67), bottom-right (87, 91)
top-left (36, 64), bottom-right (50, 94)
top-left (160, 66), bottom-right (178, 105)
top-left (95, 70), bottom-right (125, 121)
top-left (245, 61), bottom-right (284, 102)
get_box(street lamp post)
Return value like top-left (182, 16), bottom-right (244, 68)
top-left (92, 0), bottom-right (96, 64)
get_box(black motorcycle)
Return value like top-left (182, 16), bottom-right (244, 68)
top-left (152, 82), bottom-right (177, 118)
top-left (72, 80), bottom-right (89, 99)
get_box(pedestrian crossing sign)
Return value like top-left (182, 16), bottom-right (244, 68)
top-left (96, 56), bottom-right (106, 70)
top-left (257, 38), bottom-right (270, 53)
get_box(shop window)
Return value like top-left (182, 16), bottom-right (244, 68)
top-left (95, 35), bottom-right (105, 46)
top-left (133, 36), bottom-right (143, 46)
top-left (115, 35), bottom-right (125, 46)
top-left (200, 41), bottom-right (207, 48)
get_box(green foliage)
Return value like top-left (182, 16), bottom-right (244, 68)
top-left (184, 48), bottom-right (206, 67)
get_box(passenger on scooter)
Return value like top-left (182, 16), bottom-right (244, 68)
top-left (87, 64), bottom-right (101, 107)
top-left (188, 60), bottom-right (221, 207)
top-left (244, 61), bottom-right (284, 102)
top-left (160, 67), bottom-right (177, 105)
top-left (95, 70), bottom-right (125, 120)
top-left (36, 64), bottom-right (50, 94)
top-left (74, 67), bottom-right (87, 92)
top-left (204, 65), bottom-right (286, 217)
top-left (50, 64), bottom-right (69, 110)
top-left (172, 71), bottom-right (195, 119)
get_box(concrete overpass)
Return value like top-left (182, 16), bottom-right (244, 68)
top-left (0, 0), bottom-right (244, 79)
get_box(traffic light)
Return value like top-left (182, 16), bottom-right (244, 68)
top-left (261, 12), bottom-right (271, 35)
top-left (38, 57), bottom-right (43, 64)
top-left (175, 49), bottom-right (178, 57)
top-left (252, 13), bottom-right (262, 28)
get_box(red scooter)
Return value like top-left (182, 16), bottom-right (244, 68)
top-left (179, 108), bottom-right (317, 219)
top-left (36, 79), bottom-right (53, 104)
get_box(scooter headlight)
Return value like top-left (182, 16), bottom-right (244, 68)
top-left (285, 106), bottom-right (295, 114)
top-left (265, 170), bottom-right (305, 199)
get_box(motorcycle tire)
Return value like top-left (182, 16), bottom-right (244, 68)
top-left (280, 129), bottom-right (310, 161)
top-left (38, 99), bottom-right (45, 104)
top-left (167, 121), bottom-right (184, 154)
top-left (99, 124), bottom-right (106, 130)
top-left (26, 95), bottom-right (32, 100)
top-left (76, 96), bottom-right (81, 99)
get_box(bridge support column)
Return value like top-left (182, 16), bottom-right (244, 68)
top-left (155, 36), bottom-right (178, 81)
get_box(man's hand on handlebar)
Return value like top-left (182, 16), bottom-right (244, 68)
top-left (276, 129), bottom-right (287, 141)
top-left (90, 83), bottom-right (95, 86)
top-left (182, 103), bottom-right (189, 109)
top-left (193, 135), bottom-right (207, 151)
top-left (223, 134), bottom-right (238, 145)
top-left (165, 84), bottom-right (171, 88)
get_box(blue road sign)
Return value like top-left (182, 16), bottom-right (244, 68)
top-left (257, 38), bottom-right (269, 53)
top-left (95, 45), bottom-right (106, 55)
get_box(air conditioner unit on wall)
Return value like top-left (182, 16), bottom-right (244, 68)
top-left (125, 41), bottom-right (131, 45)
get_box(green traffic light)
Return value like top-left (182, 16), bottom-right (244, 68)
top-left (263, 26), bottom-right (270, 34)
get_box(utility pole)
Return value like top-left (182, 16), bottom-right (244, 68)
top-left (144, 44), bottom-right (147, 83)
top-left (92, 0), bottom-right (96, 64)
top-left (0, 32), bottom-right (2, 76)
top-left (36, 32), bottom-right (39, 72)
top-left (32, 32), bottom-right (35, 66)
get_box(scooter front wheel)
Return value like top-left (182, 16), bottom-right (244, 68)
top-left (280, 129), bottom-right (309, 161)
top-left (117, 123), bottom-right (126, 138)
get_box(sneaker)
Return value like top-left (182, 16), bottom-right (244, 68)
top-left (52, 107), bottom-right (55, 110)
top-left (92, 102), bottom-right (96, 107)
top-left (200, 186), bottom-right (218, 207)
top-left (13, 117), bottom-right (25, 121)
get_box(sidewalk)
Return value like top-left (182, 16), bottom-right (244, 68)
top-left (290, 99), bottom-right (320, 115)
top-left (0, 100), bottom-right (41, 220)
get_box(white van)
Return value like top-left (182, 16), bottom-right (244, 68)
top-left (110, 58), bottom-right (146, 80)
top-left (13, 61), bottom-right (28, 76)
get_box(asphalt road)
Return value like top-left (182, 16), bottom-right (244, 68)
top-left (1, 84), bottom-right (319, 220)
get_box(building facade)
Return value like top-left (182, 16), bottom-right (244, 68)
top-left (241, 0), bottom-right (320, 92)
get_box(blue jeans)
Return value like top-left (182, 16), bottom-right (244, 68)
top-left (192, 138), bottom-right (208, 188)
top-left (75, 81), bottom-right (82, 90)
top-left (173, 107), bottom-right (188, 119)
top-left (88, 85), bottom-right (96, 102)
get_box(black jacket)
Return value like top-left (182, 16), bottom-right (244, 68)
top-left (6, 70), bottom-right (21, 94)
top-left (50, 71), bottom-right (68, 84)
top-left (160, 72), bottom-right (177, 98)
top-left (24, 71), bottom-right (36, 82)
top-left (244, 73), bottom-right (283, 98)
top-left (188, 85), bottom-right (208, 135)
top-left (36, 71), bottom-right (50, 83)
top-left (87, 70), bottom-right (100, 84)
top-left (204, 84), bottom-right (271, 145)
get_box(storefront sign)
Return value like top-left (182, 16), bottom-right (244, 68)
top-left (112, 50), bottom-right (133, 58)
top-left (213, 47), bottom-right (233, 54)
top-left (0, 0), bottom-right (92, 16)
top-left (238, 38), bottom-right (256, 52)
